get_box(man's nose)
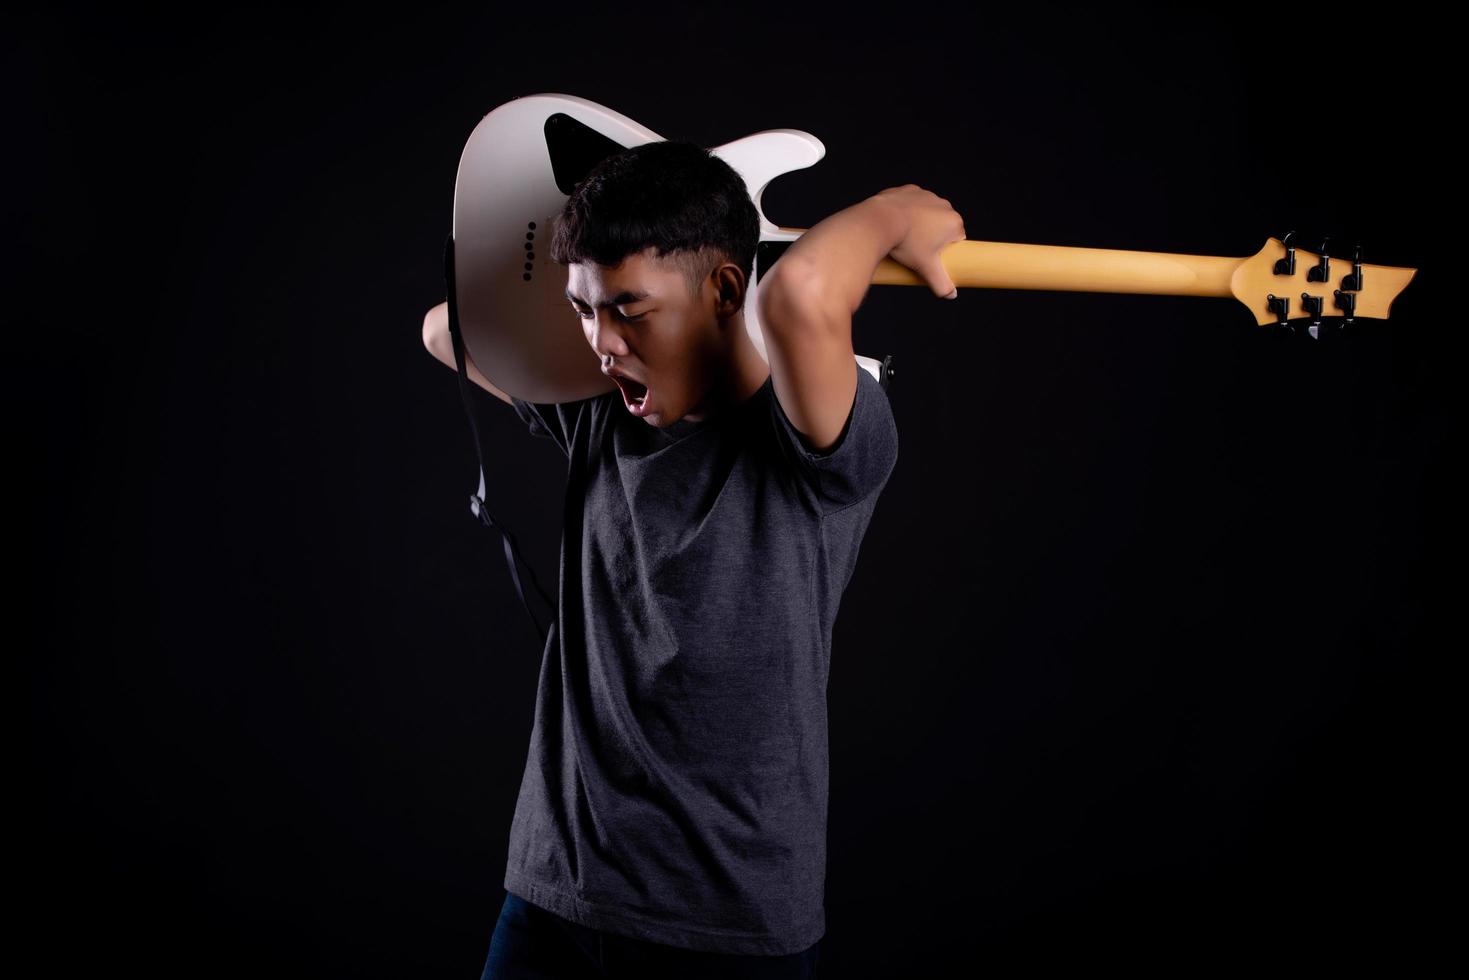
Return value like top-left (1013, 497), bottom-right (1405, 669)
top-left (587, 315), bottom-right (631, 358)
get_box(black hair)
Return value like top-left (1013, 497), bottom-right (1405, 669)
top-left (550, 140), bottom-right (761, 305)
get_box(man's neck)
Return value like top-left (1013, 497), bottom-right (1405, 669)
top-left (683, 320), bottom-right (771, 423)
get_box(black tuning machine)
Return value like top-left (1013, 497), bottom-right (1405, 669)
top-left (1274, 230), bottom-right (1297, 275)
top-left (1342, 244), bottom-right (1364, 291)
top-left (1333, 244), bottom-right (1363, 326)
top-left (1307, 236), bottom-right (1331, 282)
top-left (1267, 293), bottom-right (1292, 328)
top-left (1300, 292), bottom-right (1328, 339)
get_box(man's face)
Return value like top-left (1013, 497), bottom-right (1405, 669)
top-left (567, 247), bottom-right (727, 427)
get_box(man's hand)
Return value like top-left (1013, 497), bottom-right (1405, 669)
top-left (869, 184), bottom-right (967, 300)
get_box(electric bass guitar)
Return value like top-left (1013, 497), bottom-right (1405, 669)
top-left (444, 92), bottom-right (1417, 408)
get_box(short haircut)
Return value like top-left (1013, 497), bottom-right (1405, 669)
top-left (550, 140), bottom-right (761, 305)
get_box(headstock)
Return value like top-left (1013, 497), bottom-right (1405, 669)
top-left (1233, 231), bottom-right (1418, 339)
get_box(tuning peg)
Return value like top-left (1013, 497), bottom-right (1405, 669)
top-left (1266, 293), bottom-right (1292, 328)
top-left (1273, 230), bottom-right (1297, 275)
top-left (1333, 288), bottom-right (1357, 325)
top-left (1341, 243), bottom-right (1364, 291)
top-left (1307, 237), bottom-right (1332, 282)
top-left (1301, 292), bottom-right (1327, 339)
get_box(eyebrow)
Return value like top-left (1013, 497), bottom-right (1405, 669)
top-left (565, 287), bottom-right (652, 310)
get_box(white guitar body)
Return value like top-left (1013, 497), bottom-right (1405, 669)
top-left (450, 92), bottom-right (885, 405)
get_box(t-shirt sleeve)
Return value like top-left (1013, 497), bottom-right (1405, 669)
top-left (510, 394), bottom-right (590, 460)
top-left (769, 365), bottom-right (899, 515)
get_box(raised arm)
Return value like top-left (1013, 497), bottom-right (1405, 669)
top-left (421, 301), bottom-right (513, 405)
top-left (755, 185), bottom-right (964, 452)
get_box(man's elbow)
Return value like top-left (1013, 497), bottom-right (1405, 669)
top-left (421, 304), bottom-right (440, 352)
top-left (419, 302), bottom-right (514, 405)
top-left (422, 301), bottom-right (449, 358)
top-left (758, 265), bottom-right (808, 320)
top-left (757, 265), bottom-right (845, 339)
top-left (759, 256), bottom-right (823, 307)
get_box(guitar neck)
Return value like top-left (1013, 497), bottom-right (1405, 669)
top-left (778, 231), bottom-right (1241, 298)
top-left (890, 238), bottom-right (1243, 297)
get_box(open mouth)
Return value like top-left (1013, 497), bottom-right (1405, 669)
top-left (613, 375), bottom-right (651, 415)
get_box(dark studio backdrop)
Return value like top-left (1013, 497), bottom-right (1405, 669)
top-left (19, 3), bottom-right (1450, 976)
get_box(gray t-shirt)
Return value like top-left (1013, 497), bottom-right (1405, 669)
top-left (504, 366), bottom-right (899, 955)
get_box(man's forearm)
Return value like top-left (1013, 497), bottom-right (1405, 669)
top-left (767, 195), bottom-right (911, 319)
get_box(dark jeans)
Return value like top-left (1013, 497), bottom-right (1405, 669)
top-left (479, 890), bottom-right (824, 980)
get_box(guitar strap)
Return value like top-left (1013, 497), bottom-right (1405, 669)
top-left (441, 233), bottom-right (554, 648)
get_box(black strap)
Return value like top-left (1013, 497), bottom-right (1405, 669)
top-left (442, 233), bottom-right (554, 648)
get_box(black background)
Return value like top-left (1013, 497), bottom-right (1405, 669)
top-left (18, 2), bottom-right (1450, 976)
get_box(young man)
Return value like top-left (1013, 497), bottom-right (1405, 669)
top-left (424, 142), bottom-right (964, 979)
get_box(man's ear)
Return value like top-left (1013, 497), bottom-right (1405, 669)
top-left (715, 263), bottom-right (745, 314)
